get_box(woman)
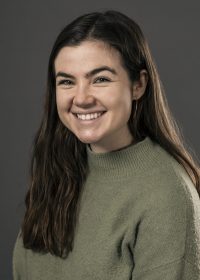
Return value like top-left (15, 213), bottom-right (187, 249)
top-left (13, 10), bottom-right (200, 279)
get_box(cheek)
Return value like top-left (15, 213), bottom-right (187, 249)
top-left (113, 90), bottom-right (132, 116)
top-left (55, 94), bottom-right (71, 126)
top-left (56, 91), bottom-right (70, 112)
top-left (56, 99), bottom-right (62, 115)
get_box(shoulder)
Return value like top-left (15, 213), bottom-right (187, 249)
top-left (140, 141), bottom-right (200, 215)
top-left (13, 230), bottom-right (26, 279)
top-left (148, 141), bottom-right (197, 190)
top-left (145, 142), bottom-right (200, 249)
top-left (128, 143), bottom-right (200, 274)
top-left (146, 142), bottom-right (200, 269)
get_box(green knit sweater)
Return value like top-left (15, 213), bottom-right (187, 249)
top-left (13, 136), bottom-right (200, 279)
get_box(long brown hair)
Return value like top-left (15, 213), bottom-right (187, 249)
top-left (20, 9), bottom-right (200, 259)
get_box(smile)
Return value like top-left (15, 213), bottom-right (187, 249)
top-left (72, 111), bottom-right (106, 122)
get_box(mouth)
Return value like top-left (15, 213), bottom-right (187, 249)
top-left (72, 111), bottom-right (107, 123)
top-left (72, 111), bottom-right (106, 123)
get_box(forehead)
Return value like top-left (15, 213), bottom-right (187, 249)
top-left (54, 40), bottom-right (124, 72)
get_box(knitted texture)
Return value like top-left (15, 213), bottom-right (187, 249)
top-left (13, 136), bottom-right (200, 279)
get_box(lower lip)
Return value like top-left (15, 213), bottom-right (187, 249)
top-left (73, 112), bottom-right (106, 123)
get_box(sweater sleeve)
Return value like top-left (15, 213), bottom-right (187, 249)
top-left (130, 174), bottom-right (200, 280)
top-left (12, 230), bottom-right (26, 280)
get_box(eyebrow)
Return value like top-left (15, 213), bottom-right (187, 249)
top-left (55, 66), bottom-right (118, 79)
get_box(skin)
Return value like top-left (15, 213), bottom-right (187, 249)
top-left (55, 40), bottom-right (148, 153)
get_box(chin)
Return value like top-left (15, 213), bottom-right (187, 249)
top-left (77, 137), bottom-right (102, 146)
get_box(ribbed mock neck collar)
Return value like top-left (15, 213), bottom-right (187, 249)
top-left (86, 136), bottom-right (160, 181)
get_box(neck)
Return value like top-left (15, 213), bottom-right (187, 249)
top-left (86, 136), bottom-right (160, 181)
top-left (88, 136), bottom-right (137, 153)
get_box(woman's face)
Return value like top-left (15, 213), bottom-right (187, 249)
top-left (55, 40), bottom-right (140, 153)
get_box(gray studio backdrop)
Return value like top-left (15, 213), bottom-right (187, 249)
top-left (1, 1), bottom-right (200, 279)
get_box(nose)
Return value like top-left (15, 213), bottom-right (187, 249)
top-left (72, 83), bottom-right (95, 107)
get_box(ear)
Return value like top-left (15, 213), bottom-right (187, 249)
top-left (132, 69), bottom-right (148, 101)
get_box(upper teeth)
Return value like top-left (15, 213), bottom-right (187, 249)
top-left (76, 112), bottom-right (104, 120)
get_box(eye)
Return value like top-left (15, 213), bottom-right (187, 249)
top-left (57, 79), bottom-right (73, 86)
top-left (94, 77), bottom-right (111, 83)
